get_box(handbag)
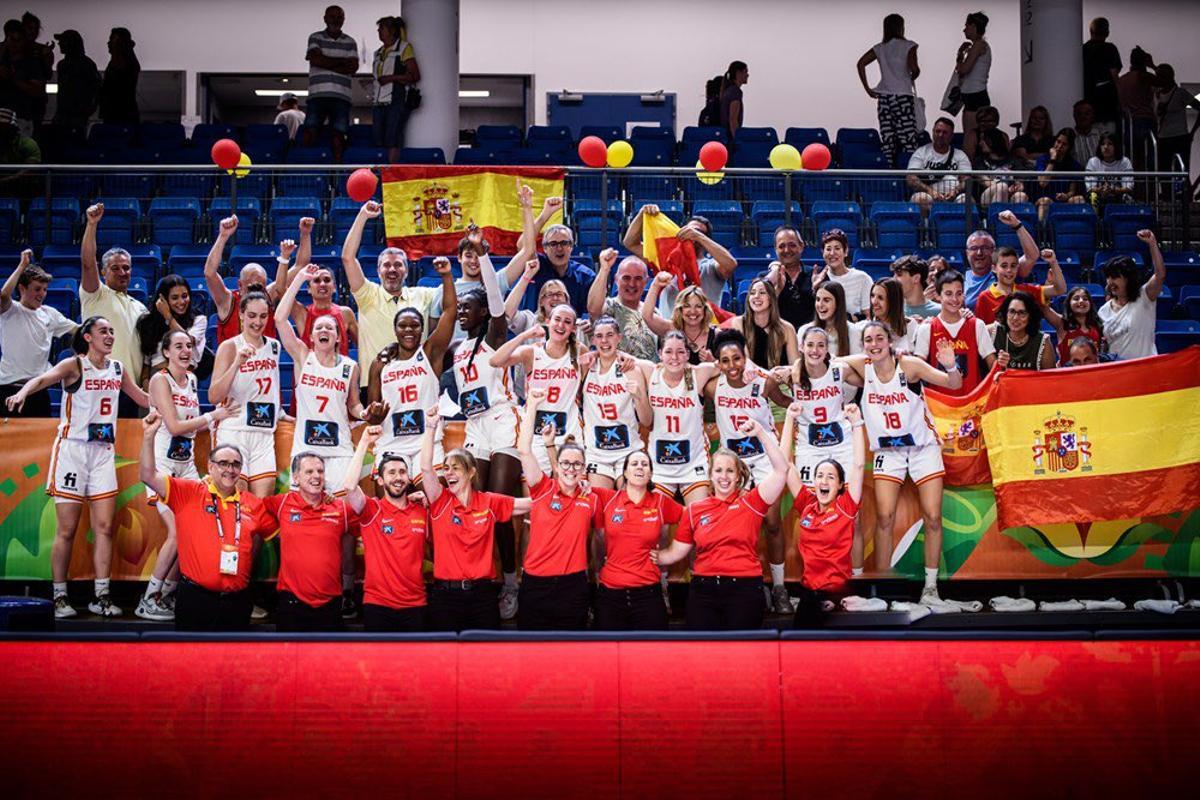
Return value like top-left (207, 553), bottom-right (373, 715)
top-left (913, 93), bottom-right (927, 132)
top-left (404, 86), bottom-right (422, 111)
top-left (940, 70), bottom-right (963, 115)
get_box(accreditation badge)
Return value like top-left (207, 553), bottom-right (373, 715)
top-left (219, 544), bottom-right (240, 575)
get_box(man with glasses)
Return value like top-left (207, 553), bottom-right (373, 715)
top-left (507, 183), bottom-right (596, 313)
top-left (962, 209), bottom-right (1040, 308)
top-left (139, 412), bottom-right (277, 631)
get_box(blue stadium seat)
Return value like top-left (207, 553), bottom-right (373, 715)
top-left (47, 172), bottom-right (95, 202)
top-left (797, 176), bottom-right (851, 205)
top-left (88, 123), bottom-right (134, 148)
top-left (858, 177), bottom-right (905, 206)
top-left (733, 127), bottom-right (778, 144)
top-left (330, 196), bottom-right (377, 242)
top-left (139, 122), bottom-right (186, 151)
top-left (579, 126), bottom-right (624, 144)
top-left (1047, 204), bottom-right (1097, 257)
top-left (28, 198), bottom-right (80, 246)
top-left (474, 125), bottom-right (523, 153)
top-left (270, 197), bottom-right (323, 239)
top-left (149, 198), bottom-right (202, 247)
top-left (167, 244), bottom-right (214, 281)
top-left (987, 203), bottom-right (1037, 248)
top-left (684, 170), bottom-right (737, 204)
top-left (1104, 204), bottom-right (1155, 253)
top-left (572, 199), bottom-right (623, 227)
top-left (209, 198), bottom-right (262, 244)
top-left (630, 126), bottom-right (674, 142)
top-left (343, 146), bottom-right (388, 164)
top-left (1179, 285), bottom-right (1200, 321)
top-left (96, 149), bottom-right (157, 197)
top-left (1155, 319), bottom-right (1200, 353)
top-left (784, 127), bottom-right (831, 149)
top-left (158, 148), bottom-right (217, 199)
top-left (124, 245), bottom-right (164, 281)
top-left (693, 200), bottom-right (742, 249)
top-left (570, 172), bottom-right (621, 203)
top-left (39, 245), bottom-right (85, 274)
top-left (243, 124), bottom-right (289, 160)
top-left (0, 198), bottom-right (18, 244)
top-left (750, 201), bottom-right (802, 246)
top-left (682, 126), bottom-right (726, 143)
top-left (732, 128), bottom-right (777, 166)
top-left (840, 145), bottom-right (887, 170)
top-left (229, 245), bottom-right (280, 274)
top-left (630, 138), bottom-right (674, 167)
top-left (185, 278), bottom-right (212, 315)
top-left (453, 147), bottom-right (496, 165)
top-left (44, 278), bottom-right (79, 318)
top-left (810, 201), bottom-right (862, 247)
top-left (627, 176), bottom-right (677, 204)
top-left (280, 147), bottom-right (332, 197)
top-left (527, 125), bottom-right (572, 148)
top-left (929, 203), bottom-right (979, 250)
top-left (869, 202), bottom-right (922, 250)
top-left (128, 276), bottom-right (149, 304)
top-left (399, 147), bottom-right (447, 164)
top-left (835, 127), bottom-right (882, 147)
top-left (189, 123), bottom-right (236, 149)
top-left (632, 199), bottom-right (685, 219)
top-left (347, 123), bottom-right (374, 147)
top-left (92, 198), bottom-right (142, 246)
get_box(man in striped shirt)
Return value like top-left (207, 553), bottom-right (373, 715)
top-left (303, 5), bottom-right (358, 162)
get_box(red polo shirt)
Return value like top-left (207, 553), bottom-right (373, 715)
top-left (358, 496), bottom-right (430, 609)
top-left (164, 477), bottom-right (276, 593)
top-left (674, 488), bottom-right (768, 578)
top-left (524, 476), bottom-right (612, 577)
top-left (429, 489), bottom-right (515, 581)
top-left (794, 488), bottom-right (860, 592)
top-left (598, 489), bottom-right (683, 589)
top-left (262, 492), bottom-right (356, 608)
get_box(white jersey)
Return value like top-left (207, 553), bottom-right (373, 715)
top-left (220, 335), bottom-right (281, 434)
top-left (713, 369), bottom-right (776, 462)
top-left (154, 369), bottom-right (201, 466)
top-left (648, 368), bottom-right (707, 470)
top-left (526, 346), bottom-right (581, 440)
top-left (452, 337), bottom-right (513, 418)
top-left (862, 361), bottom-right (937, 451)
top-left (292, 351), bottom-right (356, 458)
top-left (59, 356), bottom-right (121, 444)
top-left (377, 349), bottom-right (440, 454)
top-left (582, 358), bottom-right (642, 461)
top-left (792, 364), bottom-right (851, 450)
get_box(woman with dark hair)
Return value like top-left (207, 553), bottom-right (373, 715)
top-left (136, 274), bottom-right (206, 377)
top-left (699, 75), bottom-right (723, 127)
top-left (954, 12), bottom-right (991, 137)
top-left (1021, 128), bottom-right (1086, 219)
top-left (1155, 63), bottom-right (1200, 174)
top-left (1099, 230), bottom-right (1166, 360)
top-left (816, 229), bottom-right (872, 320)
top-left (857, 13), bottom-right (920, 163)
top-left (1085, 133), bottom-right (1134, 205)
top-left (865, 276), bottom-right (915, 352)
top-left (372, 15), bottom-right (420, 162)
top-left (1011, 106), bottom-right (1055, 167)
top-left (800, 280), bottom-right (860, 358)
top-left (99, 26), bottom-right (140, 125)
top-left (993, 291), bottom-right (1055, 370)
top-left (719, 60), bottom-right (749, 138)
top-left (1046, 285), bottom-right (1107, 364)
top-left (726, 277), bottom-right (799, 368)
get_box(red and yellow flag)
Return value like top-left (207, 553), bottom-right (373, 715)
top-left (641, 212), bottom-right (732, 322)
top-left (925, 365), bottom-right (997, 487)
top-left (982, 347), bottom-right (1200, 530)
top-left (381, 165), bottom-right (564, 257)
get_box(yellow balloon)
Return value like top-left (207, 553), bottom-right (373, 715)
top-left (694, 159), bottom-right (724, 185)
top-left (607, 140), bottom-right (634, 169)
top-left (768, 144), bottom-right (803, 171)
top-left (226, 152), bottom-right (252, 179)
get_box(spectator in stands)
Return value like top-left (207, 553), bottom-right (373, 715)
top-left (587, 248), bottom-right (658, 362)
top-left (1071, 100), bottom-right (1101, 166)
top-left (890, 255), bottom-right (940, 318)
top-left (1154, 64), bottom-right (1200, 175)
top-left (974, 245), bottom-right (1065, 325)
top-left (424, 226), bottom-right (512, 341)
top-left (505, 261), bottom-right (569, 336)
top-left (963, 105), bottom-right (1008, 161)
top-left (135, 275), bottom-right (207, 378)
top-left (698, 75), bottom-right (722, 127)
top-left (641, 277), bottom-right (719, 365)
top-left (1082, 17), bottom-right (1122, 133)
top-left (725, 278), bottom-right (799, 369)
top-left (273, 92), bottom-right (305, 141)
top-left (1046, 285), bottom-right (1107, 365)
top-left (906, 116), bottom-right (971, 211)
top-left (1, 250), bottom-right (77, 417)
top-left (303, 5), bottom-right (358, 163)
top-left (913, 269), bottom-right (996, 396)
top-left (50, 29), bottom-right (100, 143)
top-left (204, 216), bottom-right (285, 345)
top-left (623, 203), bottom-right (736, 317)
top-left (866, 276), bottom-right (917, 352)
top-left (954, 11), bottom-right (991, 139)
top-left (856, 13), bottom-right (920, 164)
top-left (286, 217), bottom-right (357, 353)
top-left (1011, 106), bottom-right (1054, 168)
top-left (372, 15), bottom-right (419, 162)
top-left (1022, 128), bottom-right (1086, 220)
top-left (1085, 133), bottom-right (1134, 205)
top-left (971, 126), bottom-right (1019, 206)
top-left (962, 210), bottom-right (1039, 308)
top-left (343, 201), bottom-right (441, 394)
top-left (922, 254), bottom-right (950, 305)
top-left (763, 225), bottom-right (815, 330)
top-left (20, 13), bottom-right (50, 126)
top-left (98, 27), bottom-right (139, 126)
top-left (719, 60), bottom-right (748, 139)
top-left (799, 280), bottom-right (858, 358)
top-left (813, 229), bottom-right (872, 320)
top-left (509, 183), bottom-right (595, 314)
top-left (1064, 336), bottom-right (1100, 366)
top-left (80, 203), bottom-right (147, 415)
top-left (0, 18), bottom-right (49, 135)
top-left (1099, 231), bottom-right (1166, 360)
top-left (0, 105), bottom-right (38, 165)
top-left (1117, 47), bottom-right (1157, 170)
top-left (993, 291), bottom-right (1055, 370)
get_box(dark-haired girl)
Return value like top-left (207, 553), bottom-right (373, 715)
top-left (1098, 230), bottom-right (1166, 360)
top-left (800, 280), bottom-right (861, 358)
top-left (135, 273), bottom-right (206, 376)
top-left (1046, 285), bottom-right (1107, 364)
top-left (581, 318), bottom-right (650, 490)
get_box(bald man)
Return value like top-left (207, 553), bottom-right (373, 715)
top-left (205, 215), bottom-right (286, 343)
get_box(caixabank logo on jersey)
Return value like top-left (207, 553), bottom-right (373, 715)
top-left (1031, 411), bottom-right (1093, 475)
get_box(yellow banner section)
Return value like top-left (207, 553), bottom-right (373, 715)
top-left (381, 170), bottom-right (563, 240)
top-left (983, 386), bottom-right (1200, 484)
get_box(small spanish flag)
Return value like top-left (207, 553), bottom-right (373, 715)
top-left (982, 347), bottom-right (1200, 530)
top-left (925, 365), bottom-right (997, 487)
top-left (641, 212), bottom-right (732, 322)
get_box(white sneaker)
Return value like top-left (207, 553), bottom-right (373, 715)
top-left (771, 585), bottom-right (794, 615)
top-left (159, 593), bottom-right (176, 614)
top-left (919, 586), bottom-right (943, 606)
top-left (135, 593), bottom-right (175, 622)
top-left (251, 605), bottom-right (269, 620)
top-left (54, 595), bottom-right (77, 619)
top-left (87, 594), bottom-right (123, 617)
top-left (499, 584), bottom-right (519, 620)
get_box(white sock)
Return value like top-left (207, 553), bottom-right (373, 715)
top-left (144, 577), bottom-right (164, 599)
top-left (851, 567), bottom-right (864, 577)
top-left (94, 578), bottom-right (110, 598)
top-left (923, 568), bottom-right (938, 590)
top-left (52, 582), bottom-right (67, 599)
top-left (162, 579), bottom-right (178, 597)
top-left (503, 571), bottom-right (518, 589)
top-left (769, 563), bottom-right (785, 588)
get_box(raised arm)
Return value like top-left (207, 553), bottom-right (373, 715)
top-left (842, 404), bottom-right (867, 505)
top-left (423, 257), bottom-right (458, 363)
top-left (745, 417), bottom-right (790, 505)
top-left (341, 201), bottom-right (382, 293)
top-left (4, 356), bottom-right (80, 413)
top-left (419, 406), bottom-right (444, 504)
top-left (274, 265), bottom-right (317, 364)
top-left (679, 223), bottom-right (737, 279)
top-left (517, 388), bottom-right (550, 485)
top-left (993, 209), bottom-right (1040, 279)
top-left (588, 248), bottom-right (618, 319)
top-left (1139, 229), bottom-right (1166, 302)
top-left (207, 338), bottom-right (247, 404)
top-left (1040, 248), bottom-right (1067, 300)
top-left (623, 204), bottom-right (652, 259)
top-left (205, 215), bottom-right (237, 320)
top-left (343, 425), bottom-right (382, 513)
top-left (138, 411), bottom-right (169, 499)
top-left (902, 344), bottom-right (962, 390)
top-left (505, 257), bottom-right (540, 322)
top-left (150, 373), bottom-right (238, 436)
top-left (266, 237), bottom-right (295, 303)
top-left (1, 248), bottom-right (32, 313)
top-left (80, 203), bottom-right (104, 293)
top-left (780, 400), bottom-right (801, 463)
top-left (488, 326), bottom-right (540, 370)
top-left (641, 271), bottom-right (676, 336)
top-left (515, 195), bottom-right (564, 257)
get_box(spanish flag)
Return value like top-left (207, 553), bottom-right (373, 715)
top-left (641, 212), bottom-right (732, 322)
top-left (982, 347), bottom-right (1200, 530)
top-left (925, 364), bottom-right (997, 486)
top-left (381, 165), bottom-right (564, 256)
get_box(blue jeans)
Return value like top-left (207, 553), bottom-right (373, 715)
top-left (303, 95), bottom-right (351, 135)
top-left (373, 100), bottom-right (410, 150)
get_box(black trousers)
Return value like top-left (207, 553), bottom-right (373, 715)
top-left (792, 586), bottom-right (844, 628)
top-left (174, 577), bottom-right (253, 632)
top-left (518, 570), bottom-right (590, 631)
top-left (594, 583), bottom-right (669, 631)
top-left (428, 581), bottom-right (500, 632)
top-left (363, 603), bottom-right (427, 632)
top-left (0, 384), bottom-right (51, 418)
top-left (685, 576), bottom-right (765, 631)
top-left (275, 591), bottom-right (343, 632)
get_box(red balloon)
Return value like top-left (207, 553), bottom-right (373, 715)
top-left (578, 135), bottom-right (608, 168)
top-left (346, 168), bottom-right (378, 203)
top-left (802, 142), bottom-right (832, 171)
top-left (210, 138), bottom-right (241, 171)
top-left (698, 141), bottom-right (729, 172)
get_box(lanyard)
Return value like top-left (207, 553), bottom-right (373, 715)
top-left (211, 494), bottom-right (242, 549)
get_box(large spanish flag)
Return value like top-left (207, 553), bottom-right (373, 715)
top-left (925, 364), bottom-right (997, 486)
top-left (982, 347), bottom-right (1200, 530)
top-left (381, 166), bottom-right (564, 256)
top-left (641, 212), bottom-right (732, 322)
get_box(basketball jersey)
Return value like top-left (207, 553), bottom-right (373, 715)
top-left (452, 337), bottom-right (513, 418)
top-left (713, 369), bottom-right (775, 461)
top-left (216, 289), bottom-right (278, 345)
top-left (377, 349), bottom-right (440, 453)
top-left (59, 356), bottom-right (121, 444)
top-left (792, 365), bottom-right (850, 449)
top-left (648, 368), bottom-right (706, 469)
top-left (927, 316), bottom-right (983, 397)
top-left (527, 346), bottom-right (580, 439)
top-left (292, 352), bottom-right (355, 457)
top-left (154, 369), bottom-right (200, 465)
top-left (221, 335), bottom-right (281, 434)
top-left (862, 361), bottom-right (937, 450)
top-left (582, 358), bottom-right (641, 459)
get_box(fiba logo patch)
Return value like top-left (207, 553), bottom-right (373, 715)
top-left (873, 454), bottom-right (885, 470)
top-left (797, 465), bottom-right (812, 483)
top-left (63, 472), bottom-right (78, 490)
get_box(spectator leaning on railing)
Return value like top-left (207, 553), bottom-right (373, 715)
top-left (1, 249), bottom-right (78, 417)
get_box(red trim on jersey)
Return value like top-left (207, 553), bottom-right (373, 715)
top-left (928, 315), bottom-right (984, 396)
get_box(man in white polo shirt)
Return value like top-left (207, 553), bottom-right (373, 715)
top-left (302, 5), bottom-right (358, 162)
top-left (0, 249), bottom-right (77, 416)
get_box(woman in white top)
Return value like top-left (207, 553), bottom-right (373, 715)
top-left (580, 318), bottom-right (651, 488)
top-left (816, 228), bottom-right (872, 320)
top-left (1098, 231), bottom-right (1167, 360)
top-left (1084, 133), bottom-right (1134, 204)
top-left (955, 11), bottom-right (992, 139)
top-left (371, 15), bottom-right (419, 162)
top-left (799, 280), bottom-right (862, 359)
top-left (856, 13), bottom-right (920, 163)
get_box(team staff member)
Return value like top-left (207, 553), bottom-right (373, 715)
top-left (651, 418), bottom-right (790, 630)
top-left (343, 426), bottom-right (430, 632)
top-left (138, 412), bottom-right (276, 631)
top-left (518, 389), bottom-right (614, 630)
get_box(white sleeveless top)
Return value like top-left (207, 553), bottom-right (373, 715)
top-left (453, 337), bottom-right (513, 418)
top-left (872, 38), bottom-right (917, 97)
top-left (527, 346), bottom-right (581, 438)
top-left (221, 334), bottom-right (281, 434)
top-left (862, 360), bottom-right (937, 450)
top-left (292, 351), bottom-right (355, 457)
top-left (377, 349), bottom-right (440, 453)
top-left (582, 358), bottom-right (642, 460)
top-left (154, 369), bottom-right (200, 465)
top-left (792, 364), bottom-right (851, 450)
top-left (960, 42), bottom-right (991, 94)
top-left (713, 368), bottom-right (776, 461)
top-left (59, 356), bottom-right (121, 444)
top-left (647, 368), bottom-right (706, 468)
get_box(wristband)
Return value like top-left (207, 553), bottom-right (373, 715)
top-left (851, 422), bottom-right (865, 430)
top-left (944, 362), bottom-right (960, 372)
top-left (277, 256), bottom-right (289, 264)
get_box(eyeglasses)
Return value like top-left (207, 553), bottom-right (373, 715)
top-left (557, 460), bottom-right (586, 471)
top-left (544, 240), bottom-right (573, 249)
top-left (1006, 308), bottom-right (1030, 317)
top-left (966, 245), bottom-right (994, 253)
top-left (210, 459), bottom-right (243, 470)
